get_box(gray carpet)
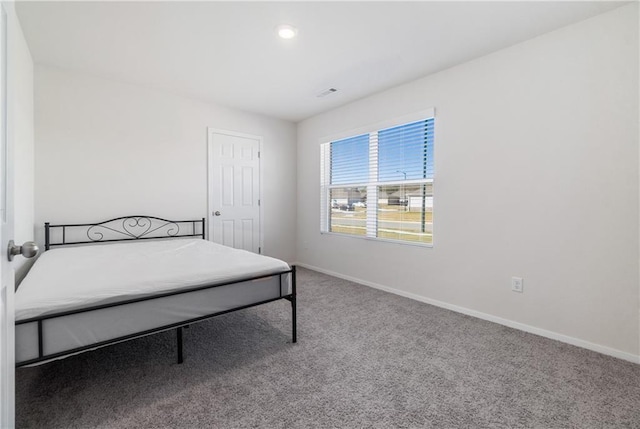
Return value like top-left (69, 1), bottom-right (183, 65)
top-left (15, 268), bottom-right (640, 428)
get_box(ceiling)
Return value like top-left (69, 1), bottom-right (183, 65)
top-left (16, 1), bottom-right (626, 122)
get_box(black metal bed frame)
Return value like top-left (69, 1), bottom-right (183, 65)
top-left (43, 215), bottom-right (207, 250)
top-left (16, 216), bottom-right (297, 367)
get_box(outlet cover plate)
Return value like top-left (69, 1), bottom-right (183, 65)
top-left (512, 277), bottom-right (523, 293)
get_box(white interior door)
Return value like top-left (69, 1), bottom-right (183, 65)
top-left (0, 6), bottom-right (15, 427)
top-left (207, 129), bottom-right (262, 253)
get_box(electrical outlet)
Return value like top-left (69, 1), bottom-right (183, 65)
top-left (512, 277), bottom-right (523, 293)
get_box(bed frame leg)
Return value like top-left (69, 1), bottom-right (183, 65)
top-left (291, 298), bottom-right (297, 343)
top-left (177, 327), bottom-right (184, 364)
top-left (291, 265), bottom-right (297, 343)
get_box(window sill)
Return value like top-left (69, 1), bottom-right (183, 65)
top-left (320, 231), bottom-right (434, 248)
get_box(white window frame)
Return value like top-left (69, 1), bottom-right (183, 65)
top-left (320, 108), bottom-right (435, 247)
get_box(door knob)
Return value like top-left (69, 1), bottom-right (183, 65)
top-left (214, 211), bottom-right (221, 216)
top-left (7, 240), bottom-right (39, 261)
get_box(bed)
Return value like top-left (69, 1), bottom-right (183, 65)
top-left (14, 216), bottom-right (296, 367)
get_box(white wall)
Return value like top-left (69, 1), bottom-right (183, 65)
top-left (35, 66), bottom-right (297, 262)
top-left (9, 5), bottom-right (34, 282)
top-left (297, 5), bottom-right (639, 360)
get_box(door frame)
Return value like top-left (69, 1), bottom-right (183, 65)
top-left (0, 2), bottom-right (14, 427)
top-left (206, 128), bottom-right (264, 253)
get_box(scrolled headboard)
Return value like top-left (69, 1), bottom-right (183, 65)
top-left (45, 215), bottom-right (206, 251)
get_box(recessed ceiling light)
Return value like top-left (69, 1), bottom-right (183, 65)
top-left (276, 24), bottom-right (298, 40)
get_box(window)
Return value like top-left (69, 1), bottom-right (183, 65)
top-left (320, 114), bottom-right (435, 245)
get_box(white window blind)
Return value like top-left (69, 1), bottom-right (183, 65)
top-left (320, 115), bottom-right (435, 245)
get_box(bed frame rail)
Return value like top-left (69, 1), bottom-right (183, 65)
top-left (16, 266), bottom-right (297, 367)
top-left (45, 215), bottom-right (206, 251)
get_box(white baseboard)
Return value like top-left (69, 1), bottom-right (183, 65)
top-left (293, 262), bottom-right (640, 364)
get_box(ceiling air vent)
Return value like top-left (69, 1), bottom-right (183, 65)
top-left (317, 88), bottom-right (338, 98)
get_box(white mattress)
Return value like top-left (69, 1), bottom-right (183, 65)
top-left (16, 238), bottom-right (290, 321)
top-left (15, 239), bottom-right (292, 365)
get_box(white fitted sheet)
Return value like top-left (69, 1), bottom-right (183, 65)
top-left (15, 239), bottom-right (292, 365)
top-left (16, 238), bottom-right (290, 321)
